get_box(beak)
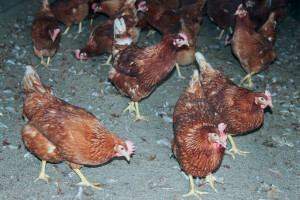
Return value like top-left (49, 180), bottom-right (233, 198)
top-left (184, 41), bottom-right (189, 47)
top-left (219, 139), bottom-right (227, 148)
top-left (268, 101), bottom-right (274, 108)
top-left (124, 153), bottom-right (131, 162)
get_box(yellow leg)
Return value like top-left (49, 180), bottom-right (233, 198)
top-left (175, 63), bottom-right (186, 79)
top-left (240, 71), bottom-right (255, 87)
top-left (123, 101), bottom-right (136, 113)
top-left (134, 102), bottom-right (147, 121)
top-left (46, 57), bottom-right (51, 65)
top-left (62, 26), bottom-right (70, 35)
top-left (204, 172), bottom-right (223, 193)
top-left (183, 174), bottom-right (208, 199)
top-left (101, 54), bottom-right (112, 66)
top-left (215, 29), bottom-right (225, 40)
top-left (225, 135), bottom-right (250, 160)
top-left (146, 29), bottom-right (156, 38)
top-left (40, 56), bottom-right (48, 68)
top-left (34, 160), bottom-right (50, 182)
top-left (229, 26), bottom-right (233, 33)
top-left (73, 169), bottom-right (102, 190)
top-left (90, 18), bottom-right (94, 27)
top-left (78, 22), bottom-right (83, 34)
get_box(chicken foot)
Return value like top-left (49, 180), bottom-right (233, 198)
top-left (225, 135), bottom-right (249, 159)
top-left (73, 169), bottom-right (102, 190)
top-left (175, 63), bottom-right (186, 79)
top-left (100, 55), bottom-right (112, 66)
top-left (146, 29), bottom-right (156, 38)
top-left (39, 56), bottom-right (51, 68)
top-left (183, 174), bottom-right (208, 199)
top-left (62, 26), bottom-right (70, 35)
top-left (203, 172), bottom-right (223, 193)
top-left (240, 71), bottom-right (255, 87)
top-left (123, 101), bottom-right (147, 121)
top-left (34, 160), bottom-right (50, 182)
top-left (215, 27), bottom-right (233, 40)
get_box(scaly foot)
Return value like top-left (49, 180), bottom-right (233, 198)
top-left (34, 160), bottom-right (50, 182)
top-left (123, 101), bottom-right (135, 113)
top-left (176, 63), bottom-right (186, 79)
top-left (225, 135), bottom-right (250, 159)
top-left (74, 169), bottom-right (103, 190)
top-left (62, 26), bottom-right (70, 35)
top-left (240, 72), bottom-right (255, 88)
top-left (183, 174), bottom-right (208, 199)
top-left (203, 172), bottom-right (223, 193)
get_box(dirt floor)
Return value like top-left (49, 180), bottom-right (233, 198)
top-left (0, 1), bottom-right (299, 200)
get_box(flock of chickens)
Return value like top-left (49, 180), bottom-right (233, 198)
top-left (24, 0), bottom-right (287, 198)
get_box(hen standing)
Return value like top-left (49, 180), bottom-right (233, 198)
top-left (231, 4), bottom-right (276, 87)
top-left (109, 17), bottom-right (189, 121)
top-left (172, 70), bottom-right (227, 199)
top-left (22, 66), bottom-right (134, 189)
top-left (50, 0), bottom-right (89, 34)
top-left (195, 52), bottom-right (273, 158)
top-left (31, 0), bottom-right (61, 68)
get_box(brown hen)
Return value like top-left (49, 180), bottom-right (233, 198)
top-left (232, 4), bottom-right (276, 87)
top-left (109, 17), bottom-right (189, 121)
top-left (50, 0), bottom-right (89, 34)
top-left (22, 66), bottom-right (134, 189)
top-left (75, 0), bottom-right (140, 65)
top-left (172, 70), bottom-right (227, 199)
top-left (32, 0), bottom-right (61, 68)
top-left (195, 52), bottom-right (273, 158)
top-left (206, 0), bottom-right (244, 39)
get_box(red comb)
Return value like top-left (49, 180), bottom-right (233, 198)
top-left (138, 1), bottom-right (146, 8)
top-left (265, 90), bottom-right (272, 102)
top-left (179, 33), bottom-right (188, 41)
top-left (218, 123), bottom-right (227, 139)
top-left (126, 141), bottom-right (135, 155)
top-left (75, 49), bottom-right (80, 59)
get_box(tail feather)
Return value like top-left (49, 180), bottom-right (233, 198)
top-left (186, 70), bottom-right (204, 97)
top-left (195, 52), bottom-right (216, 74)
top-left (23, 66), bottom-right (52, 94)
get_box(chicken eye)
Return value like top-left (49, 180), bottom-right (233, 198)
top-left (119, 146), bottom-right (125, 151)
top-left (213, 133), bottom-right (219, 139)
top-left (259, 97), bottom-right (265, 101)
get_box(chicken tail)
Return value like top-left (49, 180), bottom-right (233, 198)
top-left (186, 70), bottom-right (204, 97)
top-left (23, 65), bottom-right (53, 94)
top-left (195, 52), bottom-right (216, 75)
top-left (113, 17), bottom-right (133, 57)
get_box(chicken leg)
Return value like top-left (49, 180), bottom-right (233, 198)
top-left (123, 101), bottom-right (147, 121)
top-left (175, 63), bottom-right (186, 79)
top-left (78, 22), bottom-right (83, 34)
top-left (183, 174), bottom-right (208, 199)
top-left (225, 135), bottom-right (249, 159)
top-left (215, 27), bottom-right (233, 40)
top-left (101, 55), bottom-right (112, 66)
top-left (204, 172), bottom-right (223, 193)
top-left (34, 160), bottom-right (50, 182)
top-left (240, 71), bottom-right (255, 87)
top-left (146, 29), bottom-right (156, 38)
top-left (62, 26), bottom-right (71, 35)
top-left (73, 169), bottom-right (102, 190)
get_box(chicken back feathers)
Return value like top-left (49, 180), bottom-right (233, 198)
top-left (195, 52), bottom-right (273, 135)
top-left (109, 17), bottom-right (189, 102)
top-left (22, 66), bottom-right (134, 168)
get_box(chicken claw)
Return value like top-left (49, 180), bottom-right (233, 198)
top-left (123, 101), bottom-right (136, 113)
top-left (240, 72), bottom-right (255, 87)
top-left (34, 160), bottom-right (50, 182)
top-left (175, 63), bottom-right (186, 79)
top-left (225, 135), bottom-right (250, 159)
top-left (183, 174), bottom-right (208, 199)
top-left (124, 102), bottom-right (147, 121)
top-left (100, 55), bottom-right (112, 66)
top-left (203, 172), bottom-right (223, 193)
top-left (146, 29), bottom-right (156, 38)
top-left (74, 169), bottom-right (103, 190)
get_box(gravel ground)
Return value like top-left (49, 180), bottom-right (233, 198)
top-left (0, 1), bottom-right (299, 200)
